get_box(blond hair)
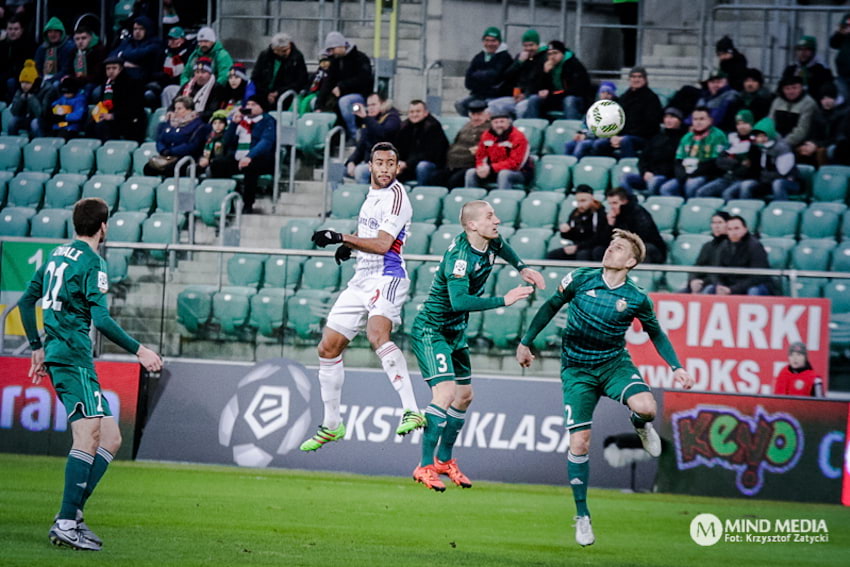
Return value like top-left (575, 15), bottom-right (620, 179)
top-left (459, 200), bottom-right (491, 228)
top-left (612, 228), bottom-right (646, 267)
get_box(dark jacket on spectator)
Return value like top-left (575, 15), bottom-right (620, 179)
top-left (101, 70), bottom-right (147, 141)
top-left (154, 37), bottom-right (196, 87)
top-left (688, 234), bottom-right (727, 286)
top-left (709, 232), bottom-right (772, 294)
top-left (251, 44), bottom-right (309, 102)
top-left (697, 84), bottom-right (740, 132)
top-left (0, 32), bottom-right (37, 86)
top-left (736, 86), bottom-right (774, 123)
top-left (72, 34), bottom-right (107, 88)
top-left (720, 50), bottom-right (749, 91)
top-left (110, 16), bottom-right (162, 83)
top-left (560, 204), bottom-right (611, 256)
top-left (808, 101), bottom-right (850, 146)
top-left (395, 114), bottom-right (449, 174)
top-left (618, 84), bottom-right (663, 139)
top-left (464, 48), bottom-right (513, 99)
top-left (638, 125), bottom-right (686, 178)
top-left (346, 104), bottom-right (402, 166)
top-left (611, 199), bottom-right (667, 263)
top-left (541, 51), bottom-right (593, 102)
top-left (155, 112), bottom-right (209, 158)
top-left (830, 29), bottom-right (850, 79)
top-left (221, 112), bottom-right (277, 162)
top-left (503, 47), bottom-right (547, 97)
top-left (34, 17), bottom-right (75, 81)
top-left (781, 57), bottom-right (834, 101)
top-left (318, 45), bottom-right (373, 108)
top-left (10, 79), bottom-right (45, 122)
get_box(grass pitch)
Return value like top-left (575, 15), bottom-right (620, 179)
top-left (0, 453), bottom-right (847, 566)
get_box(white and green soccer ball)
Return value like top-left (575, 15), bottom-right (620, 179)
top-left (586, 100), bottom-right (626, 138)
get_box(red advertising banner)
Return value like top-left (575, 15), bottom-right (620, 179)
top-left (627, 294), bottom-right (830, 394)
top-left (0, 357), bottom-right (140, 459)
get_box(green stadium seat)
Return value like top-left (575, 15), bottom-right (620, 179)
top-left (212, 286), bottom-right (254, 336)
top-left (440, 116), bottom-right (468, 145)
top-left (795, 163), bottom-right (816, 200)
top-left (441, 188), bottom-right (487, 225)
top-left (58, 142), bottom-right (97, 175)
top-left (300, 257), bottom-right (341, 291)
top-left (760, 237), bottom-right (795, 269)
top-left (0, 106), bottom-right (12, 134)
top-left (676, 198), bottom-right (722, 234)
top-left (484, 192), bottom-right (520, 228)
top-left (82, 176), bottom-right (121, 212)
top-left (43, 173), bottom-right (86, 209)
top-left (155, 178), bottom-right (196, 213)
top-left (141, 212), bottom-right (176, 260)
top-left (401, 294), bottom-right (429, 337)
top-left (612, 157), bottom-right (639, 186)
top-left (29, 208), bottom-right (72, 238)
top-left (195, 179), bottom-right (237, 226)
top-left (543, 120), bottom-right (583, 154)
top-left (645, 198), bottom-right (679, 234)
top-left (315, 218), bottom-right (356, 241)
top-left (508, 228), bottom-right (550, 260)
top-left (514, 118), bottom-right (547, 155)
top-left (824, 280), bottom-right (850, 313)
top-left (0, 171), bottom-right (13, 207)
top-left (176, 285), bottom-right (216, 335)
top-left (105, 248), bottom-right (131, 284)
top-left (405, 222), bottom-right (436, 255)
top-left (146, 108), bottom-right (167, 141)
top-left (263, 255), bottom-right (304, 289)
top-left (0, 206), bottom-right (36, 236)
top-left (481, 306), bottom-right (523, 349)
top-left (23, 139), bottom-right (61, 173)
top-left (532, 156), bottom-right (571, 192)
top-left (832, 241), bottom-right (850, 272)
top-left (494, 266), bottom-right (525, 296)
top-left (628, 269), bottom-right (660, 291)
top-left (133, 142), bottom-right (159, 175)
top-left (414, 262), bottom-right (441, 295)
top-left (286, 289), bottom-right (333, 340)
top-left (428, 223), bottom-right (461, 255)
top-left (812, 165), bottom-right (850, 202)
top-left (787, 277), bottom-right (827, 298)
top-left (572, 157), bottom-right (615, 192)
top-left (331, 184), bottom-right (368, 219)
top-left (108, 211), bottom-right (147, 242)
top-left (227, 253), bottom-right (267, 288)
top-left (556, 193), bottom-right (581, 225)
top-left (670, 233), bottom-right (712, 265)
top-left (297, 112), bottom-right (337, 161)
top-left (790, 239), bottom-right (835, 271)
top-left (95, 142), bottom-right (135, 175)
top-left (0, 136), bottom-right (23, 172)
top-left (117, 179), bottom-right (156, 213)
top-left (545, 233), bottom-right (569, 256)
top-left (758, 201), bottom-right (804, 238)
top-left (279, 217), bottom-right (322, 249)
top-left (498, 226), bottom-right (516, 240)
top-left (800, 204), bottom-right (842, 240)
top-left (7, 171), bottom-right (49, 208)
top-left (518, 192), bottom-right (562, 228)
top-left (249, 288), bottom-right (294, 337)
top-left (409, 185), bottom-right (448, 223)
top-left (723, 199), bottom-right (763, 230)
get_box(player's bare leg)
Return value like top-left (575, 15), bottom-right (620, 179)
top-left (627, 392), bottom-right (661, 457)
top-left (301, 328), bottom-right (350, 451)
top-left (569, 428), bottom-right (595, 546)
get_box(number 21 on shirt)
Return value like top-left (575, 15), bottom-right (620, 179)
top-left (42, 261), bottom-right (68, 312)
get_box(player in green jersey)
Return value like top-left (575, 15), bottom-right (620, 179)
top-left (410, 200), bottom-right (544, 491)
top-left (17, 198), bottom-right (162, 551)
top-left (516, 228), bottom-right (694, 546)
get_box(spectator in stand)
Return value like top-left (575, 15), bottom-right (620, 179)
top-left (465, 108), bottom-right (533, 190)
top-left (454, 26), bottom-right (513, 117)
top-left (693, 109), bottom-right (755, 198)
top-left (180, 26), bottom-right (233, 87)
top-left (299, 53), bottom-right (331, 114)
top-left (715, 36), bottom-right (748, 91)
top-left (345, 92), bottom-right (401, 184)
top-left (531, 40), bottom-right (591, 120)
top-left (198, 110), bottom-right (229, 173)
top-left (317, 31), bottom-right (373, 139)
top-left (0, 16), bottom-right (36, 102)
top-left (92, 56), bottom-right (146, 143)
top-left (144, 95), bottom-right (208, 177)
top-left (546, 184), bottom-right (611, 261)
top-left (221, 63), bottom-right (249, 114)
top-left (774, 342), bottom-right (824, 397)
top-left (659, 107), bottom-right (727, 198)
top-left (702, 215), bottom-right (772, 295)
top-left (210, 95), bottom-right (276, 214)
top-left (251, 32), bottom-right (308, 110)
top-left (830, 13), bottom-right (850, 102)
top-left (71, 26), bottom-right (105, 103)
top-left (770, 75), bottom-right (818, 149)
top-left (723, 117), bottom-right (800, 201)
top-left (696, 69), bottom-right (740, 132)
top-left (173, 56), bottom-right (226, 122)
top-left (592, 66), bottom-right (662, 158)
top-left (499, 29), bottom-right (546, 118)
top-left (620, 106), bottom-right (686, 196)
top-left (395, 99), bottom-right (449, 186)
top-left (110, 15), bottom-right (161, 85)
top-left (780, 35), bottom-right (834, 101)
top-left (7, 59), bottom-right (44, 136)
top-left (34, 16), bottom-right (73, 87)
top-left (565, 82), bottom-right (617, 160)
top-left (604, 186), bottom-right (666, 263)
top-left (736, 67), bottom-right (774, 122)
top-left (152, 26), bottom-right (195, 93)
top-left (798, 82), bottom-right (849, 167)
top-left (684, 211), bottom-right (729, 294)
top-left (445, 99), bottom-right (490, 189)
top-left (47, 76), bottom-right (86, 140)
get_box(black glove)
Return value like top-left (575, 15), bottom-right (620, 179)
top-left (311, 229), bottom-right (344, 247)
top-left (334, 244), bottom-right (353, 265)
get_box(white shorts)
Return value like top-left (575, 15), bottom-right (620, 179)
top-left (325, 275), bottom-right (410, 340)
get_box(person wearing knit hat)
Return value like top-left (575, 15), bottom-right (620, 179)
top-left (222, 63), bottom-right (249, 112)
top-left (175, 23), bottom-right (234, 89)
top-left (93, 50), bottom-right (148, 142)
top-left (197, 26), bottom-right (216, 43)
top-left (533, 39), bottom-right (591, 120)
top-left (491, 28), bottom-right (547, 118)
top-left (738, 67), bottom-right (773, 122)
top-left (324, 30), bottom-right (348, 52)
top-left (34, 16), bottom-right (75, 83)
top-left (735, 109), bottom-right (754, 126)
top-left (597, 81), bottom-right (617, 98)
top-left (521, 29), bottom-right (540, 45)
top-left (168, 26), bottom-right (186, 39)
top-left (317, 30), bottom-right (373, 138)
top-left (8, 59), bottom-right (45, 137)
top-left (18, 59), bottom-right (39, 85)
top-left (251, 31), bottom-right (309, 107)
top-left (774, 341), bottom-right (824, 397)
top-left (696, 67), bottom-right (738, 132)
top-left (779, 34), bottom-right (835, 100)
top-left (715, 35), bottom-right (748, 90)
top-left (158, 25), bottom-right (193, 91)
top-left (454, 25), bottom-right (513, 117)
top-left (174, 52), bottom-right (227, 122)
top-left (464, 106), bottom-right (534, 190)
top-left (199, 109), bottom-right (230, 171)
top-left (48, 75), bottom-right (87, 139)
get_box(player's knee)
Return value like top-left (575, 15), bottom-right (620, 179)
top-left (317, 340), bottom-right (341, 359)
top-left (366, 329), bottom-right (389, 351)
top-left (570, 435), bottom-right (591, 455)
top-left (629, 395), bottom-right (656, 420)
top-left (454, 387), bottom-right (473, 409)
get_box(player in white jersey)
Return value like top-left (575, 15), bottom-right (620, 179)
top-left (300, 142), bottom-right (426, 451)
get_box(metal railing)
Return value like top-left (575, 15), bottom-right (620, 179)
top-left (321, 126), bottom-right (348, 220)
top-left (218, 192), bottom-right (245, 247)
top-left (273, 90), bottom-right (300, 210)
top-left (171, 156), bottom-right (197, 267)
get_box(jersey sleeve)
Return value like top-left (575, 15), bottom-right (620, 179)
top-left (377, 187), bottom-right (412, 239)
top-left (635, 293), bottom-right (682, 370)
top-left (494, 237), bottom-right (528, 271)
top-left (520, 269), bottom-right (579, 346)
top-left (17, 262), bottom-right (47, 350)
top-left (444, 247), bottom-right (504, 312)
top-left (85, 256), bottom-right (141, 355)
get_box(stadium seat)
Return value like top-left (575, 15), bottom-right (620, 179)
top-left (141, 212), bottom-right (176, 260)
top-left (545, 233), bottom-right (569, 256)
top-left (676, 198), bottom-right (722, 234)
top-left (7, 171), bottom-right (49, 208)
top-left (155, 178), bottom-right (196, 213)
top-left (832, 241), bottom-right (850, 272)
top-left (23, 139), bottom-right (61, 173)
top-left (518, 192), bottom-right (562, 229)
top-left (556, 193), bottom-right (580, 225)
top-left (195, 179), bottom-right (237, 226)
top-left (300, 257), bottom-right (341, 291)
top-left (331, 184), bottom-right (368, 219)
top-left (800, 204), bottom-right (843, 240)
top-left (212, 286), bottom-right (254, 336)
top-left (279, 217), bottom-right (322, 249)
top-left (263, 255), bottom-right (304, 289)
top-left (316, 218), bottom-right (356, 237)
top-left (117, 179), bottom-right (156, 213)
top-left (514, 118), bottom-right (547, 155)
top-left (790, 239), bottom-right (835, 271)
top-left (543, 119), bottom-right (583, 154)
top-left (297, 112), bottom-right (337, 161)
top-left (43, 173), bottom-right (86, 209)
top-left (723, 199), bottom-right (763, 230)
top-left (405, 222), bottom-right (436, 255)
top-left (132, 142), bottom-right (159, 175)
top-left (409, 185), bottom-right (448, 223)
top-left (82, 176), bottom-right (121, 212)
top-left (481, 306), bottom-right (523, 349)
top-left (428, 224), bottom-right (461, 255)
top-left (105, 248), bottom-right (131, 284)
top-left (286, 289), bottom-right (333, 340)
top-left (532, 156), bottom-right (571, 192)
top-left (484, 193), bottom-right (520, 228)
top-left (176, 285), bottom-right (216, 335)
top-left (59, 141), bottom-right (98, 175)
top-left (0, 171), bottom-right (12, 207)
top-left (29, 208), bottom-right (72, 238)
top-left (628, 269), bottom-right (660, 291)
top-left (440, 116), bottom-right (468, 145)
top-left (787, 277), bottom-right (826, 298)
top-left (0, 136), bottom-right (24, 172)
top-left (509, 228), bottom-right (550, 260)
top-left (572, 157), bottom-right (615, 192)
top-left (811, 165), bottom-right (850, 202)
top-left (758, 201), bottom-right (804, 238)
top-left (414, 262), bottom-right (441, 296)
top-left (227, 253), bottom-right (267, 288)
top-left (108, 211), bottom-right (147, 242)
top-left (494, 266), bottom-right (525, 296)
top-left (611, 157), bottom-right (639, 186)
top-left (823, 280), bottom-right (850, 313)
top-left (146, 108), bottom-right (167, 141)
top-left (441, 188), bottom-right (487, 225)
top-left (96, 141), bottom-right (135, 175)
top-left (249, 287), bottom-right (294, 337)
top-left (669, 233), bottom-right (712, 265)
top-left (645, 198), bottom-right (679, 234)
top-left (760, 237), bottom-right (795, 270)
top-left (0, 206), bottom-right (36, 236)
top-left (795, 163), bottom-right (816, 200)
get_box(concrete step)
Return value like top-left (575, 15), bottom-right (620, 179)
top-left (652, 43), bottom-right (699, 58)
top-left (641, 54), bottom-right (700, 69)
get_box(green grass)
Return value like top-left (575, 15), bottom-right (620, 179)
top-left (1, 453), bottom-right (847, 566)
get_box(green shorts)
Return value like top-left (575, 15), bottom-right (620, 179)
top-left (410, 323), bottom-right (472, 386)
top-left (48, 363), bottom-right (112, 423)
top-left (560, 350), bottom-right (650, 431)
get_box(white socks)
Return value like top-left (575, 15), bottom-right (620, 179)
top-left (376, 342), bottom-right (419, 411)
top-left (318, 355), bottom-right (344, 429)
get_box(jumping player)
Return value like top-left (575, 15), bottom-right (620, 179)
top-left (516, 229), bottom-right (694, 546)
top-left (300, 142), bottom-right (425, 451)
top-left (410, 200), bottom-right (544, 491)
top-left (17, 198), bottom-right (163, 550)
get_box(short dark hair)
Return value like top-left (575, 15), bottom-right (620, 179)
top-left (409, 99), bottom-right (427, 110)
top-left (727, 214), bottom-right (747, 228)
top-left (7, 15), bottom-right (24, 27)
top-left (692, 106), bottom-right (711, 116)
top-left (712, 211), bottom-right (731, 222)
top-left (368, 91), bottom-right (386, 102)
top-left (73, 198), bottom-right (109, 236)
top-left (74, 26), bottom-right (93, 36)
top-left (369, 142), bottom-right (399, 162)
top-left (605, 186), bottom-right (629, 201)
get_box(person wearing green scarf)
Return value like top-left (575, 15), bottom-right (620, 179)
top-left (35, 17), bottom-right (75, 84)
top-left (72, 27), bottom-right (106, 103)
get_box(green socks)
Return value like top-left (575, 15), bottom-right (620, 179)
top-left (59, 450), bottom-right (94, 520)
top-left (630, 411), bottom-right (651, 430)
top-left (81, 447), bottom-right (114, 508)
top-left (420, 404), bottom-right (446, 466)
top-left (568, 451), bottom-right (590, 517)
top-left (437, 406), bottom-right (466, 462)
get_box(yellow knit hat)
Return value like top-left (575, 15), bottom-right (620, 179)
top-left (19, 60), bottom-right (39, 84)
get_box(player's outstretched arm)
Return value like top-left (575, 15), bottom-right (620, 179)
top-left (136, 345), bottom-right (163, 372)
top-left (503, 285), bottom-right (534, 306)
top-left (519, 267), bottom-right (545, 289)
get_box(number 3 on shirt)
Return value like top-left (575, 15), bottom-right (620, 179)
top-left (42, 261), bottom-right (68, 312)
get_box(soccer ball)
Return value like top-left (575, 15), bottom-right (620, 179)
top-left (586, 100), bottom-right (625, 138)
